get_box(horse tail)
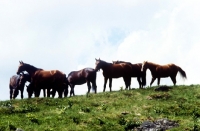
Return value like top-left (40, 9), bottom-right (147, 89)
top-left (178, 66), bottom-right (187, 79)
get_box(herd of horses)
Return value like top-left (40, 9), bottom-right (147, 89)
top-left (9, 59), bottom-right (187, 99)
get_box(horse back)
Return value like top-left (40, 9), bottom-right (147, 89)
top-left (156, 64), bottom-right (178, 77)
top-left (68, 70), bottom-right (86, 85)
top-left (10, 75), bottom-right (20, 89)
top-left (131, 63), bottom-right (143, 75)
top-left (81, 68), bottom-right (96, 80)
top-left (33, 70), bottom-right (66, 84)
top-left (103, 64), bottom-right (132, 78)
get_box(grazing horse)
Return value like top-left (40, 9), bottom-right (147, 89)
top-left (26, 82), bottom-right (48, 98)
top-left (95, 58), bottom-right (132, 92)
top-left (16, 61), bottom-right (66, 98)
top-left (141, 61), bottom-right (187, 86)
top-left (113, 60), bottom-right (146, 88)
top-left (65, 68), bottom-right (97, 97)
top-left (9, 73), bottom-right (31, 99)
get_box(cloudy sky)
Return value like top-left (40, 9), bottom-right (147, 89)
top-left (0, 0), bottom-right (199, 100)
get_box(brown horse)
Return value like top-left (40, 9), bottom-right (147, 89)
top-left (113, 60), bottom-right (146, 88)
top-left (141, 61), bottom-right (187, 86)
top-left (95, 58), bottom-right (132, 92)
top-left (9, 73), bottom-right (31, 99)
top-left (64, 68), bottom-right (97, 97)
top-left (16, 61), bottom-right (66, 98)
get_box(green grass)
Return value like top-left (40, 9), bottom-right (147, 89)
top-left (1, 85), bottom-right (200, 131)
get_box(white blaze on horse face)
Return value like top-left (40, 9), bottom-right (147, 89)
top-left (141, 61), bottom-right (146, 72)
top-left (95, 60), bottom-right (101, 71)
top-left (141, 63), bottom-right (144, 71)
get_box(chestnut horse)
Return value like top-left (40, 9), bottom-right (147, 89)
top-left (16, 61), bottom-right (66, 98)
top-left (113, 60), bottom-right (146, 88)
top-left (141, 61), bottom-right (187, 86)
top-left (64, 68), bottom-right (97, 97)
top-left (9, 73), bottom-right (31, 99)
top-left (95, 58), bottom-right (132, 92)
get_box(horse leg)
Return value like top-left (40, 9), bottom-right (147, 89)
top-left (43, 89), bottom-right (46, 97)
top-left (10, 86), bottom-right (13, 100)
top-left (47, 88), bottom-right (51, 97)
top-left (157, 77), bottom-right (160, 86)
top-left (35, 88), bottom-right (41, 97)
top-left (64, 86), bottom-right (68, 97)
top-left (103, 77), bottom-right (108, 92)
top-left (150, 77), bottom-right (156, 87)
top-left (87, 81), bottom-right (91, 94)
top-left (70, 85), bottom-right (75, 97)
top-left (137, 77), bottom-right (142, 88)
top-left (51, 88), bottom-right (57, 98)
top-left (92, 81), bottom-right (97, 93)
top-left (20, 89), bottom-right (24, 99)
top-left (56, 87), bottom-right (63, 98)
top-left (128, 77), bottom-right (131, 90)
top-left (109, 78), bottom-right (112, 92)
top-left (170, 76), bottom-right (176, 86)
top-left (123, 77), bottom-right (128, 90)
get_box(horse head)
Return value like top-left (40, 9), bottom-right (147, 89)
top-left (95, 58), bottom-right (102, 71)
top-left (94, 58), bottom-right (106, 71)
top-left (12, 89), bottom-right (19, 99)
top-left (26, 83), bottom-right (34, 98)
top-left (141, 61), bottom-right (148, 72)
top-left (17, 61), bottom-right (26, 74)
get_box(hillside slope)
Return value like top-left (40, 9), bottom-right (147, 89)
top-left (1, 85), bottom-right (200, 131)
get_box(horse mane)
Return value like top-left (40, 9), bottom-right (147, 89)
top-left (146, 61), bottom-right (160, 66)
top-left (23, 63), bottom-right (43, 71)
top-left (100, 59), bottom-right (112, 65)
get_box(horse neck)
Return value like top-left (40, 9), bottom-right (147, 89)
top-left (100, 61), bottom-right (112, 70)
top-left (146, 62), bottom-right (158, 72)
top-left (24, 64), bottom-right (41, 77)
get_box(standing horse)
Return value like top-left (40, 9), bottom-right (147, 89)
top-left (9, 73), bottom-right (31, 99)
top-left (65, 68), bottom-right (97, 97)
top-left (95, 58), bottom-right (132, 92)
top-left (141, 61), bottom-right (187, 86)
top-left (113, 60), bottom-right (146, 88)
top-left (16, 61), bottom-right (66, 98)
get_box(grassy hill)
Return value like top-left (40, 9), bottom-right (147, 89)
top-left (1, 85), bottom-right (200, 131)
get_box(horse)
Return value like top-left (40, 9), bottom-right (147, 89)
top-left (26, 82), bottom-right (48, 98)
top-left (64, 68), bottom-right (97, 97)
top-left (141, 61), bottom-right (187, 86)
top-left (9, 73), bottom-right (31, 99)
top-left (16, 61), bottom-right (66, 98)
top-left (95, 58), bottom-right (132, 92)
top-left (112, 60), bottom-right (146, 88)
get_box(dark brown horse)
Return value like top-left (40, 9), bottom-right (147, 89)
top-left (141, 61), bottom-right (187, 86)
top-left (16, 61), bottom-right (66, 98)
top-left (26, 82), bottom-right (48, 98)
top-left (112, 60), bottom-right (146, 88)
top-left (65, 68), bottom-right (97, 97)
top-left (9, 73), bottom-right (31, 99)
top-left (95, 58), bottom-right (132, 92)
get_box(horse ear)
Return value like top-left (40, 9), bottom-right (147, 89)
top-left (99, 58), bottom-right (100, 60)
